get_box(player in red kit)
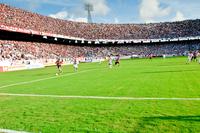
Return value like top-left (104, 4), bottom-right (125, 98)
top-left (115, 54), bottom-right (120, 66)
top-left (55, 58), bottom-right (63, 75)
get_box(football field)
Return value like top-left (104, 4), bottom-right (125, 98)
top-left (0, 57), bottom-right (200, 133)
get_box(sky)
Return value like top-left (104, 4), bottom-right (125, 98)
top-left (0, 0), bottom-right (200, 24)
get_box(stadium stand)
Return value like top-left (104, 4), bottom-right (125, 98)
top-left (0, 3), bottom-right (200, 71)
top-left (1, 4), bottom-right (200, 40)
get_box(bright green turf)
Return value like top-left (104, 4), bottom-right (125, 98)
top-left (0, 57), bottom-right (200, 133)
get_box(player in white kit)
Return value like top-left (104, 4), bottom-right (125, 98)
top-left (197, 51), bottom-right (200, 64)
top-left (73, 58), bottom-right (79, 72)
top-left (187, 51), bottom-right (193, 64)
top-left (108, 55), bottom-right (113, 68)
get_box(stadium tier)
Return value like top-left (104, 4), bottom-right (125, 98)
top-left (1, 4), bottom-right (200, 41)
top-left (1, 39), bottom-right (200, 60)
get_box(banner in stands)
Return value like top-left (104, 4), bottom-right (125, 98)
top-left (0, 24), bottom-right (31, 34)
top-left (0, 60), bottom-right (44, 72)
top-left (0, 65), bottom-right (27, 72)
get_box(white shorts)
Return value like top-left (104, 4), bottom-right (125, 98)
top-left (74, 64), bottom-right (78, 68)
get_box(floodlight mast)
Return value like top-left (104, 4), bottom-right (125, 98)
top-left (85, 3), bottom-right (93, 23)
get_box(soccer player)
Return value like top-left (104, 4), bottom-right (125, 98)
top-left (187, 51), bottom-right (193, 64)
top-left (149, 54), bottom-right (153, 59)
top-left (115, 54), bottom-right (120, 66)
top-left (192, 51), bottom-right (197, 62)
top-left (108, 55), bottom-right (113, 68)
top-left (98, 57), bottom-right (103, 64)
top-left (73, 58), bottom-right (79, 72)
top-left (197, 51), bottom-right (200, 64)
top-left (163, 54), bottom-right (166, 59)
top-left (55, 58), bottom-right (63, 75)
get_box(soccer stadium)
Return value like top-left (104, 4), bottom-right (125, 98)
top-left (0, 0), bottom-right (200, 133)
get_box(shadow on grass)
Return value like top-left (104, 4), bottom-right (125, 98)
top-left (132, 115), bottom-right (200, 132)
top-left (142, 115), bottom-right (200, 122)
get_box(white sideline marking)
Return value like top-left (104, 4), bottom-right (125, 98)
top-left (0, 129), bottom-right (30, 133)
top-left (0, 93), bottom-right (200, 101)
top-left (0, 69), bottom-right (98, 90)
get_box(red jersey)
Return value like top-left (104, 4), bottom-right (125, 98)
top-left (56, 60), bottom-right (63, 66)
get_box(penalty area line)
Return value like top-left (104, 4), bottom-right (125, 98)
top-left (0, 93), bottom-right (200, 101)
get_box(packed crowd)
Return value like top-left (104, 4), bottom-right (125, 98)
top-left (1, 40), bottom-right (200, 62)
top-left (1, 4), bottom-right (200, 40)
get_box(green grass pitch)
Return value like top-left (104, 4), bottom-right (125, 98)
top-left (0, 57), bottom-right (200, 133)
